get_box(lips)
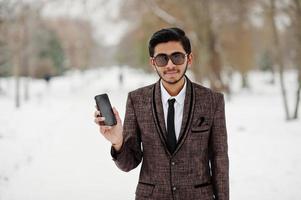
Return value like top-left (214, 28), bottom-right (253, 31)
top-left (164, 70), bottom-right (178, 75)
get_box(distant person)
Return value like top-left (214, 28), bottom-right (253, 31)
top-left (94, 27), bottom-right (229, 200)
top-left (43, 74), bottom-right (51, 84)
top-left (118, 70), bottom-right (124, 87)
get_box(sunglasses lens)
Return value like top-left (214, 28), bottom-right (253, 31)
top-left (154, 54), bottom-right (169, 67)
top-left (154, 52), bottom-right (186, 67)
top-left (170, 52), bottom-right (186, 65)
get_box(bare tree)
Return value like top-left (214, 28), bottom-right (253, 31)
top-left (9, 16), bottom-right (24, 108)
top-left (268, 0), bottom-right (291, 120)
top-left (121, 0), bottom-right (229, 92)
top-left (47, 18), bottom-right (95, 70)
top-left (291, 0), bottom-right (301, 119)
top-left (262, 0), bottom-right (300, 120)
top-left (219, 0), bottom-right (255, 89)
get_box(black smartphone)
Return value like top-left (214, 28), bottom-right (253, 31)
top-left (94, 93), bottom-right (117, 126)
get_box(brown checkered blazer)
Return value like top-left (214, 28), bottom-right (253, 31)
top-left (111, 77), bottom-right (229, 200)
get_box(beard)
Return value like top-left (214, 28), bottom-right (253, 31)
top-left (155, 62), bottom-right (188, 84)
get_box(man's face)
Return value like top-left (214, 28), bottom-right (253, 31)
top-left (150, 41), bottom-right (192, 84)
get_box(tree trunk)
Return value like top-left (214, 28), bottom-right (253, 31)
top-left (241, 72), bottom-right (249, 89)
top-left (23, 17), bottom-right (30, 102)
top-left (202, 0), bottom-right (227, 92)
top-left (0, 78), bottom-right (2, 94)
top-left (270, 66), bottom-right (276, 84)
top-left (24, 76), bottom-right (29, 101)
top-left (14, 54), bottom-right (20, 108)
top-left (270, 0), bottom-right (290, 120)
top-left (293, 0), bottom-right (301, 119)
top-left (293, 81), bottom-right (301, 119)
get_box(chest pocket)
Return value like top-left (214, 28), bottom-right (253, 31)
top-left (191, 116), bottom-right (212, 133)
top-left (135, 182), bottom-right (155, 198)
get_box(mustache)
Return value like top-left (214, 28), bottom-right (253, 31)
top-left (163, 69), bottom-right (179, 74)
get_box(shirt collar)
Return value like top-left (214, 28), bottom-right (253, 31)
top-left (160, 77), bottom-right (186, 106)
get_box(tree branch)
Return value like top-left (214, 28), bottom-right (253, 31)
top-left (143, 0), bottom-right (185, 28)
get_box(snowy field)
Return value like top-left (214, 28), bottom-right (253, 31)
top-left (0, 66), bottom-right (300, 200)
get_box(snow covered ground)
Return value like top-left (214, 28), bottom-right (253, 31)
top-left (0, 66), bottom-right (300, 200)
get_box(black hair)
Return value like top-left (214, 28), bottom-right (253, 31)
top-left (148, 27), bottom-right (191, 57)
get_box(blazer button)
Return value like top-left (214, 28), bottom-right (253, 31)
top-left (171, 162), bottom-right (175, 166)
top-left (172, 186), bottom-right (177, 191)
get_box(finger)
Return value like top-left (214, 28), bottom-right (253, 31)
top-left (100, 126), bottom-right (112, 134)
top-left (94, 116), bottom-right (104, 122)
top-left (94, 110), bottom-right (100, 118)
top-left (94, 118), bottom-right (102, 125)
top-left (112, 107), bottom-right (122, 123)
top-left (102, 125), bottom-right (112, 130)
top-left (94, 117), bottom-right (106, 125)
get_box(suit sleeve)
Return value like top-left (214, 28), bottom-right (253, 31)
top-left (110, 92), bottom-right (143, 172)
top-left (209, 93), bottom-right (229, 200)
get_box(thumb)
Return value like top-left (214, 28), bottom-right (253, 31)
top-left (112, 107), bottom-right (122, 123)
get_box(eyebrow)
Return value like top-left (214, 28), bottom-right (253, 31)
top-left (154, 51), bottom-right (185, 57)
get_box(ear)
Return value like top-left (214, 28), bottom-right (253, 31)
top-left (149, 57), bottom-right (156, 71)
top-left (187, 53), bottom-right (193, 68)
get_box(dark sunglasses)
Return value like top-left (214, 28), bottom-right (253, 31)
top-left (152, 52), bottom-right (187, 67)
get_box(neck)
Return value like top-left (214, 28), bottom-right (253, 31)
top-left (162, 77), bottom-right (185, 96)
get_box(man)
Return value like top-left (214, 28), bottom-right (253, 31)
top-left (94, 27), bottom-right (229, 200)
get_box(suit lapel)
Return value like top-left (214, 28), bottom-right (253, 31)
top-left (153, 79), bottom-right (167, 140)
top-left (151, 76), bottom-right (195, 156)
top-left (177, 77), bottom-right (194, 143)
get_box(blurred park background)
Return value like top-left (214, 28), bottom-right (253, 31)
top-left (0, 0), bottom-right (301, 199)
top-left (1, 0), bottom-right (301, 120)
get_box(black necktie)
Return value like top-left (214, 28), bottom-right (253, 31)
top-left (167, 98), bottom-right (177, 153)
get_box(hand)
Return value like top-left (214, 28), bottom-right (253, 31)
top-left (94, 106), bottom-right (123, 151)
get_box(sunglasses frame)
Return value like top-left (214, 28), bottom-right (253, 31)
top-left (152, 52), bottom-right (188, 67)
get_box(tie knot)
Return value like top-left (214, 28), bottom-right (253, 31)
top-left (168, 98), bottom-right (176, 106)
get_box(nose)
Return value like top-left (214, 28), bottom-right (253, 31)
top-left (166, 58), bottom-right (176, 69)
